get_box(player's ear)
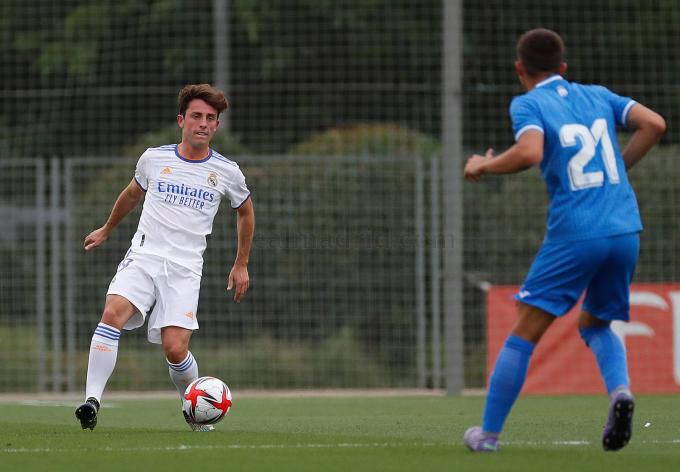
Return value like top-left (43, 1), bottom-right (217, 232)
top-left (515, 60), bottom-right (528, 88)
top-left (177, 114), bottom-right (184, 128)
top-left (515, 60), bottom-right (527, 82)
top-left (559, 62), bottom-right (567, 76)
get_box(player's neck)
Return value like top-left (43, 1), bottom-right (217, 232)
top-left (524, 73), bottom-right (561, 91)
top-left (177, 141), bottom-right (211, 161)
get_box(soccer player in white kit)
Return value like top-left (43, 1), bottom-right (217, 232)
top-left (75, 84), bottom-right (254, 432)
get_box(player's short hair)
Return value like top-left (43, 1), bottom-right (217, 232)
top-left (178, 84), bottom-right (229, 117)
top-left (517, 28), bottom-right (565, 77)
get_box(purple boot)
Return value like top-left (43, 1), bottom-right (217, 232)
top-left (464, 426), bottom-right (499, 452)
top-left (602, 389), bottom-right (635, 451)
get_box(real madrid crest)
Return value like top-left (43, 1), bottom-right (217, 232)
top-left (207, 172), bottom-right (218, 187)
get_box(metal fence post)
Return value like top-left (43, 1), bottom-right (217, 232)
top-left (64, 160), bottom-right (76, 392)
top-left (213, 0), bottom-right (230, 133)
top-left (415, 154), bottom-right (426, 387)
top-left (35, 159), bottom-right (48, 391)
top-left (442, 0), bottom-right (464, 394)
top-left (50, 157), bottom-right (63, 391)
top-left (430, 153), bottom-right (442, 389)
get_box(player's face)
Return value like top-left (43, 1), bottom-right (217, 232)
top-left (177, 99), bottom-right (220, 148)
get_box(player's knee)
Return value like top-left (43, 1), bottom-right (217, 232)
top-left (579, 325), bottom-right (609, 346)
top-left (578, 311), bottom-right (610, 330)
top-left (100, 306), bottom-right (127, 330)
top-left (164, 342), bottom-right (189, 364)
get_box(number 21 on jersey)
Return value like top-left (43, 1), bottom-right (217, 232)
top-left (560, 118), bottom-right (620, 191)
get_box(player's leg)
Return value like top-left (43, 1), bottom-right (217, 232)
top-left (76, 252), bottom-right (156, 430)
top-left (161, 327), bottom-right (212, 431)
top-left (580, 232), bottom-right (639, 451)
top-left (578, 311), bottom-right (630, 396)
top-left (466, 239), bottom-right (599, 452)
top-left (161, 326), bottom-right (198, 400)
top-left (151, 260), bottom-right (209, 431)
top-left (76, 294), bottom-right (138, 430)
top-left (464, 303), bottom-right (554, 451)
top-left (579, 311), bottom-right (634, 451)
top-left (487, 304), bottom-right (555, 433)
top-left (152, 261), bottom-right (201, 400)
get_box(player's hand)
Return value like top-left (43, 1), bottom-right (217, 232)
top-left (84, 226), bottom-right (110, 251)
top-left (227, 263), bottom-right (250, 303)
top-left (464, 148), bottom-right (494, 182)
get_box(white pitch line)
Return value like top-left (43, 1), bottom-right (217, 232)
top-left (3, 439), bottom-right (680, 454)
top-left (504, 440), bottom-right (591, 446)
top-left (1, 443), bottom-right (437, 454)
top-left (16, 400), bottom-right (118, 408)
top-left (639, 439), bottom-right (680, 444)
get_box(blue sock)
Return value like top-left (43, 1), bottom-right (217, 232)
top-left (482, 335), bottom-right (535, 434)
top-left (579, 326), bottom-right (629, 394)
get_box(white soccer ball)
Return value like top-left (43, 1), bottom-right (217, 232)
top-left (182, 376), bottom-right (232, 425)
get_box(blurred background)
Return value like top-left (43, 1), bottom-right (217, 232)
top-left (1, 0), bottom-right (679, 394)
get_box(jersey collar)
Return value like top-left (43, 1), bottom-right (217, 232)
top-left (174, 144), bottom-right (212, 163)
top-left (535, 75), bottom-right (565, 89)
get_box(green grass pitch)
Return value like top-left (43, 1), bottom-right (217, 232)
top-left (1, 395), bottom-right (678, 471)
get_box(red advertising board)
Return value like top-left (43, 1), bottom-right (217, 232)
top-left (487, 284), bottom-right (680, 394)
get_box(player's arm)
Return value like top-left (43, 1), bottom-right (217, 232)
top-left (621, 104), bottom-right (666, 170)
top-left (227, 197), bottom-right (255, 303)
top-left (464, 130), bottom-right (543, 182)
top-left (84, 178), bottom-right (145, 251)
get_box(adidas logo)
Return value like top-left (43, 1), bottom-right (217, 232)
top-left (185, 311), bottom-right (194, 320)
top-left (161, 167), bottom-right (173, 175)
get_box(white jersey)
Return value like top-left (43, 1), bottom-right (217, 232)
top-left (130, 144), bottom-right (250, 275)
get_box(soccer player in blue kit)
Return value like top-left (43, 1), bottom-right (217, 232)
top-left (463, 29), bottom-right (666, 452)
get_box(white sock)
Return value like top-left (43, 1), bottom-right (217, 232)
top-left (167, 351), bottom-right (199, 400)
top-left (85, 323), bottom-right (121, 404)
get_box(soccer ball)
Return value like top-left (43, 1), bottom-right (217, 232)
top-left (182, 376), bottom-right (232, 425)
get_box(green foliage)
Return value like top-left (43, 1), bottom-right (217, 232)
top-left (199, 152), bottom-right (421, 383)
top-left (627, 146), bottom-right (680, 282)
top-left (0, 0), bottom-right (425, 154)
top-left (199, 328), bottom-right (394, 388)
top-left (123, 124), bottom-right (251, 159)
top-left (462, 0), bottom-right (679, 148)
top-left (0, 323), bottom-right (39, 391)
top-left (229, 1), bottom-right (440, 152)
top-left (4, 1), bottom-right (680, 158)
top-left (289, 123), bottom-right (439, 158)
top-left (11, 1), bottom-right (184, 79)
top-left (68, 328), bottom-right (394, 390)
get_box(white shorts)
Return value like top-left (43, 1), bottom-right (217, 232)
top-left (107, 250), bottom-right (201, 344)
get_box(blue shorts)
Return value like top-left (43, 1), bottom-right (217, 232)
top-left (514, 232), bottom-right (640, 321)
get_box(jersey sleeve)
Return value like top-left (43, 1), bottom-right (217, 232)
top-left (226, 167), bottom-right (251, 209)
top-left (134, 150), bottom-right (151, 192)
top-left (510, 95), bottom-right (544, 141)
top-left (594, 86), bottom-right (637, 128)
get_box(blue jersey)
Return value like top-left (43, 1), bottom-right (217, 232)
top-left (510, 75), bottom-right (642, 243)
